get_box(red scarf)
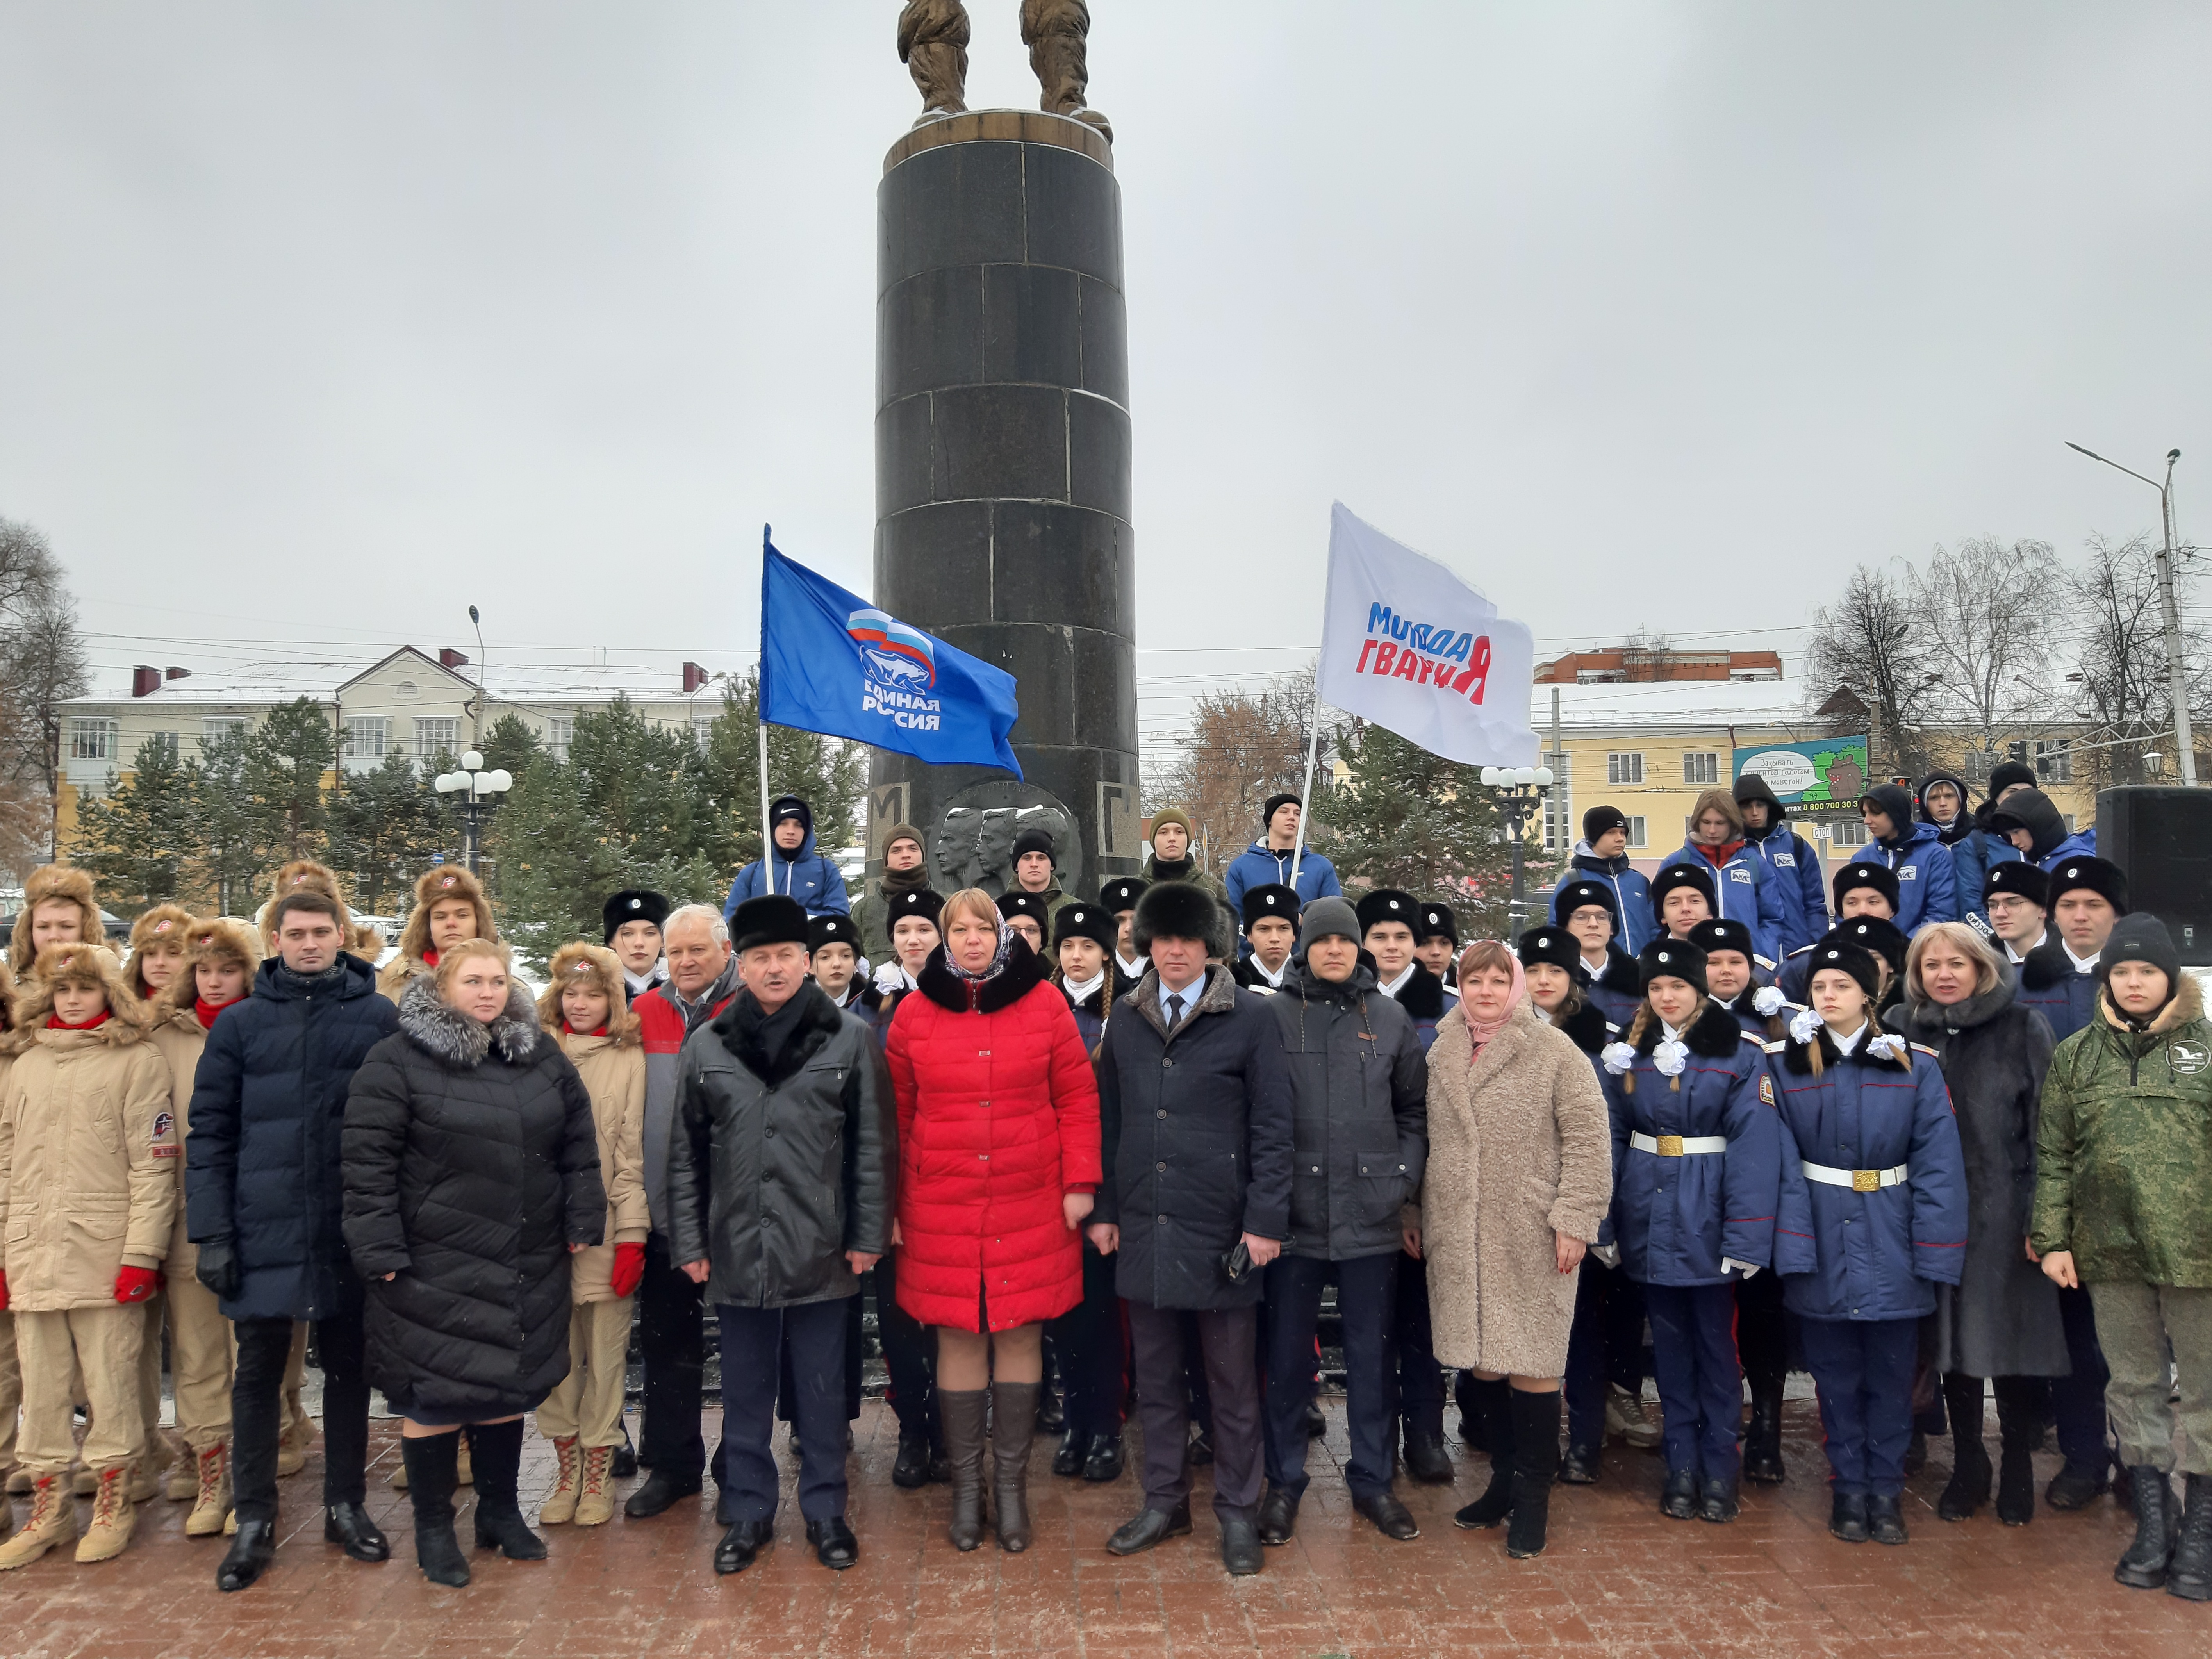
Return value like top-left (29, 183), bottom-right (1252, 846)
top-left (1694, 839), bottom-right (1745, 869)
top-left (561, 1022), bottom-right (608, 1037)
top-left (422, 948), bottom-right (440, 968)
top-left (48, 1009), bottom-right (112, 1031)
top-left (194, 998), bottom-right (232, 1030)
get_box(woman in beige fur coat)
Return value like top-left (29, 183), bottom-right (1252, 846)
top-left (1413, 939), bottom-right (1611, 1561)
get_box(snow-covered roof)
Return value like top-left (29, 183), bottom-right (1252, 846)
top-left (1527, 675), bottom-right (1827, 733)
top-left (64, 646), bottom-right (722, 711)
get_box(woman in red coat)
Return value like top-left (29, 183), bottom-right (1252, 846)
top-left (885, 887), bottom-right (1101, 1556)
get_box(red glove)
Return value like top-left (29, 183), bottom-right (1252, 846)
top-left (114, 1266), bottom-right (163, 1304)
top-left (0, 1268), bottom-right (9, 1311)
top-left (609, 1242), bottom-right (647, 1299)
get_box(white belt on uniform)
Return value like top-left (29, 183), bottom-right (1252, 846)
top-left (1800, 1160), bottom-right (1909, 1193)
top-left (1629, 1133), bottom-right (1727, 1157)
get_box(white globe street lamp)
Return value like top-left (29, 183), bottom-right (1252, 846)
top-left (434, 755), bottom-right (513, 875)
top-left (1484, 763), bottom-right (1556, 931)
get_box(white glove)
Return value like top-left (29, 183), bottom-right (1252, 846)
top-left (1752, 986), bottom-right (1786, 1017)
top-left (1789, 1006), bottom-right (1823, 1045)
top-left (1722, 1258), bottom-right (1761, 1279)
top-left (1601, 1041), bottom-right (1637, 1076)
top-left (1652, 1038), bottom-right (1688, 1078)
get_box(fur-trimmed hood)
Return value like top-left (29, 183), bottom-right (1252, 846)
top-left (2097, 971), bottom-right (2205, 1039)
top-left (125, 903), bottom-right (199, 997)
top-left (395, 973), bottom-right (542, 1069)
top-left (149, 917), bottom-right (266, 1028)
top-left (3, 942), bottom-right (152, 1054)
top-left (536, 942), bottom-right (642, 1045)
top-left (917, 933), bottom-right (1050, 1014)
top-left (9, 863), bottom-right (105, 973)
top-left (1632, 996), bottom-right (1742, 1060)
top-left (709, 980), bottom-right (847, 1090)
top-left (396, 865), bottom-right (497, 966)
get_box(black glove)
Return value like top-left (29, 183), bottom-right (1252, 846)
top-left (194, 1236), bottom-right (241, 1301)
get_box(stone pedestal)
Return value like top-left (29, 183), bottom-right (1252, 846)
top-left (870, 111), bottom-right (1140, 904)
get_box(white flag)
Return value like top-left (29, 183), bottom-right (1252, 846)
top-left (1315, 502), bottom-right (1538, 767)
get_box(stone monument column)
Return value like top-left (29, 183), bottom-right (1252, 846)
top-left (871, 111), bottom-right (1140, 903)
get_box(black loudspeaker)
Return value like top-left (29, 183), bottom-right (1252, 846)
top-left (2097, 787), bottom-right (2212, 965)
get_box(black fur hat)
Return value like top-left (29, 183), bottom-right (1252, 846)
top-left (997, 891), bottom-right (1049, 925)
top-left (1985, 860), bottom-right (2050, 910)
top-left (1552, 879), bottom-right (1619, 926)
top-left (808, 912), bottom-right (858, 953)
top-left (1648, 863), bottom-right (1716, 919)
top-left (731, 895), bottom-right (810, 954)
top-left (2047, 854), bottom-right (2130, 914)
top-left (1133, 882), bottom-right (1218, 954)
top-left (1416, 901), bottom-right (1458, 945)
top-left (1098, 876), bottom-right (1148, 915)
top-left (1638, 938), bottom-right (1708, 996)
top-left (1240, 883), bottom-right (1302, 932)
top-left (1517, 926), bottom-right (1581, 976)
top-left (1833, 860), bottom-right (1901, 913)
top-left (1012, 827), bottom-right (1056, 860)
top-left (1687, 918), bottom-right (1755, 961)
top-left (602, 888), bottom-right (671, 944)
top-left (1804, 939), bottom-right (1881, 1001)
top-left (1053, 903), bottom-right (1115, 951)
top-left (1355, 889), bottom-right (1419, 936)
top-left (885, 888), bottom-right (944, 929)
top-left (1819, 915), bottom-right (1907, 972)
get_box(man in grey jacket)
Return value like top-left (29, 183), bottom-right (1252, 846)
top-left (1258, 896), bottom-right (1429, 1547)
top-left (669, 896), bottom-right (892, 1577)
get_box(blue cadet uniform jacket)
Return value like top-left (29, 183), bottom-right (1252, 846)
top-left (1580, 943), bottom-right (1643, 1027)
top-left (2012, 937), bottom-right (2098, 1043)
top-left (1848, 820), bottom-right (1958, 936)
top-left (1769, 1024), bottom-right (1967, 1322)
top-left (1568, 844), bottom-right (1655, 954)
top-left (1747, 821), bottom-right (1829, 957)
top-left (1600, 1000), bottom-right (1781, 1287)
top-left (1381, 962), bottom-right (1456, 1052)
top-left (1656, 842), bottom-right (1784, 966)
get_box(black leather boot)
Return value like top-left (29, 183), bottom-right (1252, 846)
top-left (2168, 1474), bottom-right (2212, 1602)
top-left (2115, 1466), bottom-right (2176, 1590)
top-left (401, 1433), bottom-right (469, 1588)
top-left (990, 1380), bottom-right (1039, 1552)
top-left (466, 1421), bottom-right (546, 1561)
top-left (1051, 1425), bottom-right (1085, 1479)
top-left (1450, 1377), bottom-right (1516, 1530)
top-left (1938, 1372), bottom-right (1989, 1522)
top-left (1742, 1384), bottom-right (1786, 1486)
top-left (1505, 1389), bottom-right (1559, 1559)
top-left (1993, 1377), bottom-right (2039, 1526)
top-left (895, 1426), bottom-right (937, 1488)
top-left (938, 1389), bottom-right (989, 1552)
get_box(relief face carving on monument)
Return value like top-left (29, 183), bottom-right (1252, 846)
top-left (929, 781), bottom-right (1083, 898)
top-left (897, 0), bottom-right (1111, 141)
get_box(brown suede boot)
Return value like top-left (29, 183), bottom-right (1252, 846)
top-left (0, 1474), bottom-right (76, 1568)
top-left (539, 1435), bottom-right (582, 1526)
top-left (75, 1465), bottom-right (139, 1564)
top-left (184, 1443), bottom-right (233, 1538)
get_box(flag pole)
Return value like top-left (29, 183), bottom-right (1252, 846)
top-left (1288, 680), bottom-right (1322, 887)
top-left (760, 525), bottom-right (775, 874)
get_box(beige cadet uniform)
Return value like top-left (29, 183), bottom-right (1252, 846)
top-left (148, 1004), bottom-right (235, 1456)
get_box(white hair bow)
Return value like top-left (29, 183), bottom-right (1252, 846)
top-left (1601, 1041), bottom-right (1638, 1076)
top-left (873, 961), bottom-right (914, 995)
top-left (1867, 1032), bottom-right (1909, 1063)
top-left (1789, 1006), bottom-right (1823, 1045)
top-left (1752, 986), bottom-right (1786, 1017)
top-left (1652, 1038), bottom-right (1689, 1077)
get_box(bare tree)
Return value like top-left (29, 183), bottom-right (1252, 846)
top-left (1623, 624), bottom-right (1673, 679)
top-left (1805, 563), bottom-right (1941, 779)
top-left (2068, 532), bottom-right (2211, 787)
top-left (0, 590), bottom-right (92, 859)
top-left (1908, 536), bottom-right (2062, 780)
top-left (1147, 664), bottom-right (1333, 874)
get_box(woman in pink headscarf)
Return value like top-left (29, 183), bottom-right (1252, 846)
top-left (1408, 939), bottom-right (1612, 1562)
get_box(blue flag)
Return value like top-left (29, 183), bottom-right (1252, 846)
top-left (759, 535), bottom-right (1022, 777)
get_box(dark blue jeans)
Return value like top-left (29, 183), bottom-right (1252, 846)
top-left (1800, 1315), bottom-right (1917, 1498)
top-left (1263, 1252), bottom-right (1399, 1501)
top-left (715, 1297), bottom-right (851, 1525)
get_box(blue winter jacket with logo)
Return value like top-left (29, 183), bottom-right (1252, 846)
top-left (1222, 841), bottom-right (1343, 916)
top-left (1848, 820), bottom-right (1958, 935)
top-left (1568, 843), bottom-right (1655, 954)
top-left (722, 806), bottom-right (851, 921)
top-left (1657, 842), bottom-right (1784, 965)
top-left (1770, 1028), bottom-right (1967, 1322)
top-left (1747, 822), bottom-right (1828, 957)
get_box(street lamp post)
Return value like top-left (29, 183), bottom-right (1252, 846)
top-left (1481, 763), bottom-right (1557, 933)
top-left (433, 750), bottom-right (512, 875)
top-left (2066, 442), bottom-right (2195, 785)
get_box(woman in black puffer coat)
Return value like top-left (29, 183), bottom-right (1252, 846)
top-left (344, 939), bottom-right (605, 1585)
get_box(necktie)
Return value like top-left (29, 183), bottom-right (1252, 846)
top-left (1165, 992), bottom-right (1185, 1032)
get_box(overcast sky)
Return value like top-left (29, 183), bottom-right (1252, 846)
top-left (3, 3), bottom-right (2207, 741)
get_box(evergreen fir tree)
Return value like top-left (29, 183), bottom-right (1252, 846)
top-left (71, 736), bottom-right (195, 916)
